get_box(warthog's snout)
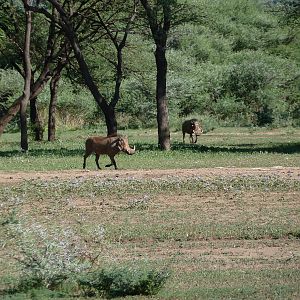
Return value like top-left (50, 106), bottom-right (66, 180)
top-left (124, 145), bottom-right (135, 155)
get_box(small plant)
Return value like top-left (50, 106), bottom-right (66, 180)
top-left (1, 209), bottom-right (18, 226)
top-left (248, 126), bottom-right (258, 134)
top-left (78, 267), bottom-right (169, 298)
top-left (126, 194), bottom-right (151, 210)
top-left (7, 221), bottom-right (104, 291)
top-left (288, 230), bottom-right (300, 239)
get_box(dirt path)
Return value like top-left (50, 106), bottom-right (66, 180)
top-left (0, 166), bottom-right (299, 185)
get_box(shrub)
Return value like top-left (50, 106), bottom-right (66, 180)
top-left (37, 78), bottom-right (99, 129)
top-left (0, 69), bottom-right (23, 132)
top-left (7, 221), bottom-right (104, 290)
top-left (4, 219), bottom-right (168, 298)
top-left (118, 78), bottom-right (157, 129)
top-left (78, 267), bottom-right (169, 298)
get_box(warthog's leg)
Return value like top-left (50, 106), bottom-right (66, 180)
top-left (83, 151), bottom-right (92, 169)
top-left (193, 134), bottom-right (198, 143)
top-left (183, 132), bottom-right (185, 143)
top-left (95, 153), bottom-right (101, 169)
top-left (105, 155), bottom-right (117, 169)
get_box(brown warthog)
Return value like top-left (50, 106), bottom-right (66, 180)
top-left (182, 119), bottom-right (203, 143)
top-left (83, 135), bottom-right (135, 170)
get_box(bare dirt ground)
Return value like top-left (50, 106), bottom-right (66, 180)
top-left (0, 166), bottom-right (300, 185)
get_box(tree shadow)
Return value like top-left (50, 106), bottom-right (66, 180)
top-left (0, 148), bottom-right (83, 158)
top-left (135, 142), bottom-right (300, 154)
top-left (0, 142), bottom-right (299, 158)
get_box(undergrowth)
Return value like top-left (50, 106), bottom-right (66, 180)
top-left (1, 218), bottom-right (168, 298)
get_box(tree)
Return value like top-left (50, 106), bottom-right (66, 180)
top-left (167, 0), bottom-right (300, 127)
top-left (29, 0), bottom-right (138, 135)
top-left (93, 0), bottom-right (138, 125)
top-left (279, 0), bottom-right (300, 25)
top-left (139, 0), bottom-right (172, 150)
top-left (0, 1), bottom-right (68, 140)
top-left (47, 6), bottom-right (69, 141)
top-left (48, 52), bottom-right (68, 141)
top-left (0, 1), bottom-right (44, 140)
top-left (20, 0), bottom-right (32, 151)
top-left (138, 0), bottom-right (195, 149)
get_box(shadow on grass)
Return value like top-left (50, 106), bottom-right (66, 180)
top-left (136, 142), bottom-right (300, 154)
top-left (0, 142), bottom-right (299, 158)
top-left (0, 148), bottom-right (84, 158)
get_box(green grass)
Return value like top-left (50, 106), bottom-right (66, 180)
top-left (0, 127), bottom-right (300, 171)
top-left (160, 269), bottom-right (300, 299)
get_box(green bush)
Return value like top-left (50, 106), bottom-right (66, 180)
top-left (78, 267), bottom-right (169, 298)
top-left (37, 77), bottom-right (100, 129)
top-left (118, 78), bottom-right (157, 128)
top-left (0, 69), bottom-right (23, 132)
top-left (7, 221), bottom-right (103, 290)
top-left (1, 0), bottom-right (299, 131)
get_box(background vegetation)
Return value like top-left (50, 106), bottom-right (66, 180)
top-left (0, 0), bottom-right (299, 136)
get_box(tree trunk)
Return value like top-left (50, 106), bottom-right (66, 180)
top-left (48, 70), bottom-right (60, 141)
top-left (20, 2), bottom-right (32, 151)
top-left (105, 106), bottom-right (118, 135)
top-left (20, 94), bottom-right (29, 151)
top-left (30, 94), bottom-right (44, 141)
top-left (139, 0), bottom-right (171, 150)
top-left (155, 44), bottom-right (170, 150)
top-left (29, 75), bottom-right (44, 141)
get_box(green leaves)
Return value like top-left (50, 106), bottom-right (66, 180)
top-left (78, 266), bottom-right (169, 298)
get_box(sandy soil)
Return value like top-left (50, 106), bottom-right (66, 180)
top-left (0, 166), bottom-right (300, 185)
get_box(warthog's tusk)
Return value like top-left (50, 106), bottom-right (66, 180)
top-left (132, 145), bottom-right (136, 151)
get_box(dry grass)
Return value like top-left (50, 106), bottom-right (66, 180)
top-left (1, 171), bottom-right (299, 299)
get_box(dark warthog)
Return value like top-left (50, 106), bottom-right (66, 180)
top-left (182, 119), bottom-right (203, 143)
top-left (83, 135), bottom-right (135, 170)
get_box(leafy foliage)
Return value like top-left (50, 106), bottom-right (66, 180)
top-left (0, 0), bottom-right (299, 132)
top-left (6, 221), bottom-right (104, 289)
top-left (0, 70), bottom-right (23, 115)
top-left (78, 267), bottom-right (169, 298)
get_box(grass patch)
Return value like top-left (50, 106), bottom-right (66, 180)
top-left (161, 269), bottom-right (300, 299)
top-left (1, 127), bottom-right (300, 171)
top-left (1, 175), bottom-right (299, 203)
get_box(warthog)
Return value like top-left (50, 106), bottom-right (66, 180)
top-left (182, 119), bottom-right (203, 143)
top-left (83, 135), bottom-right (135, 170)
